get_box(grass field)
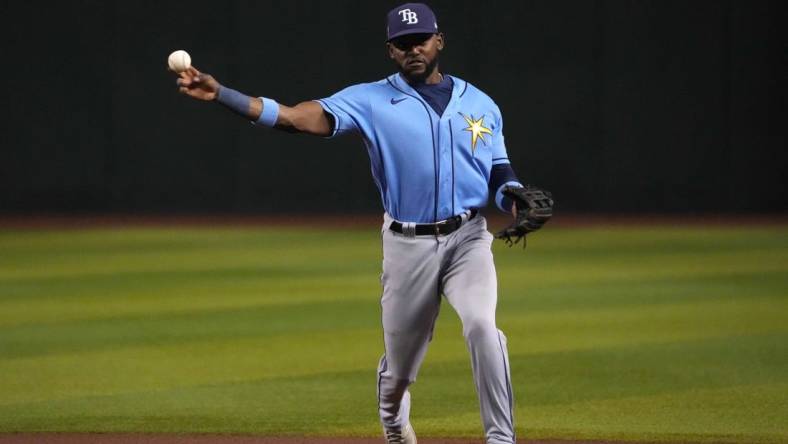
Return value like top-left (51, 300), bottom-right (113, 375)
top-left (0, 223), bottom-right (786, 443)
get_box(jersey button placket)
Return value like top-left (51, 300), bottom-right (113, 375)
top-left (439, 118), bottom-right (453, 219)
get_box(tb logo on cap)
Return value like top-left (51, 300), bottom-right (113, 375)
top-left (398, 8), bottom-right (419, 24)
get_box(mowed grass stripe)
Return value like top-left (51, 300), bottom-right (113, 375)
top-left (1, 226), bottom-right (784, 279)
top-left (0, 228), bottom-right (381, 280)
top-left (0, 327), bottom-right (383, 406)
top-left (518, 226), bottom-right (787, 253)
top-left (0, 266), bottom-right (376, 298)
top-left (501, 269), bottom-right (787, 311)
top-left (4, 250), bottom-right (784, 301)
top-left (0, 274), bottom-right (379, 327)
top-left (0, 227), bottom-right (380, 254)
top-left (2, 264), bottom-right (784, 358)
top-left (0, 298), bottom-right (383, 358)
top-left (520, 383), bottom-right (788, 444)
top-left (2, 265), bottom-right (783, 330)
top-left (1, 280), bottom-right (784, 360)
top-left (1, 267), bottom-right (783, 332)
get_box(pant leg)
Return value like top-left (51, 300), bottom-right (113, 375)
top-left (442, 217), bottom-right (515, 444)
top-left (377, 219), bottom-right (443, 429)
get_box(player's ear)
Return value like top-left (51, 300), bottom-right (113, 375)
top-left (386, 42), bottom-right (396, 59)
top-left (436, 32), bottom-right (445, 51)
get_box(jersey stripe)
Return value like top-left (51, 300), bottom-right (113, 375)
top-left (449, 118), bottom-right (456, 216)
top-left (317, 99), bottom-right (342, 137)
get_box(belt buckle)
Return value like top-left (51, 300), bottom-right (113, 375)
top-left (403, 222), bottom-right (417, 238)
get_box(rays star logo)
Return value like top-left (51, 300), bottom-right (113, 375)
top-left (460, 113), bottom-right (493, 152)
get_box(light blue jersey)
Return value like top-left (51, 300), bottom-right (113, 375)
top-left (318, 73), bottom-right (521, 223)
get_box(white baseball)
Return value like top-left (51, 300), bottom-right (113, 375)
top-left (168, 50), bottom-right (191, 73)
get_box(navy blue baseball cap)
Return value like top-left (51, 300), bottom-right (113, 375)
top-left (386, 3), bottom-right (439, 41)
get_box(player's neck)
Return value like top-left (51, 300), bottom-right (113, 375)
top-left (423, 69), bottom-right (443, 85)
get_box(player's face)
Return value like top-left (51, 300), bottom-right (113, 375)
top-left (387, 33), bottom-right (444, 82)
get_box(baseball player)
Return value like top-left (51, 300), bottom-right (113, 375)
top-left (173, 3), bottom-right (552, 443)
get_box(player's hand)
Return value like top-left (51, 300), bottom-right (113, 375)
top-left (175, 66), bottom-right (220, 101)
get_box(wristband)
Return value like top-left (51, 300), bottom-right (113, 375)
top-left (496, 181), bottom-right (523, 212)
top-left (256, 97), bottom-right (280, 127)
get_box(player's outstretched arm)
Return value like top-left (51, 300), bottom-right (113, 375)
top-left (176, 66), bottom-right (332, 137)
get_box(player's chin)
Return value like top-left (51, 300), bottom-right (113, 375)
top-left (401, 63), bottom-right (428, 80)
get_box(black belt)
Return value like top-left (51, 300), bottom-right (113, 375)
top-left (389, 209), bottom-right (478, 236)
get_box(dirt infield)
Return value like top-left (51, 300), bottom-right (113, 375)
top-left (0, 434), bottom-right (659, 444)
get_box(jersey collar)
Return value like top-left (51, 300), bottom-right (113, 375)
top-left (388, 73), bottom-right (469, 119)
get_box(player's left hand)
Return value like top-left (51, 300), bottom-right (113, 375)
top-left (495, 185), bottom-right (554, 248)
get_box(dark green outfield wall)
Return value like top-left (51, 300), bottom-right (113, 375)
top-left (0, 1), bottom-right (785, 214)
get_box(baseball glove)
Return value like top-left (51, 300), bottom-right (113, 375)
top-left (495, 185), bottom-right (554, 248)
